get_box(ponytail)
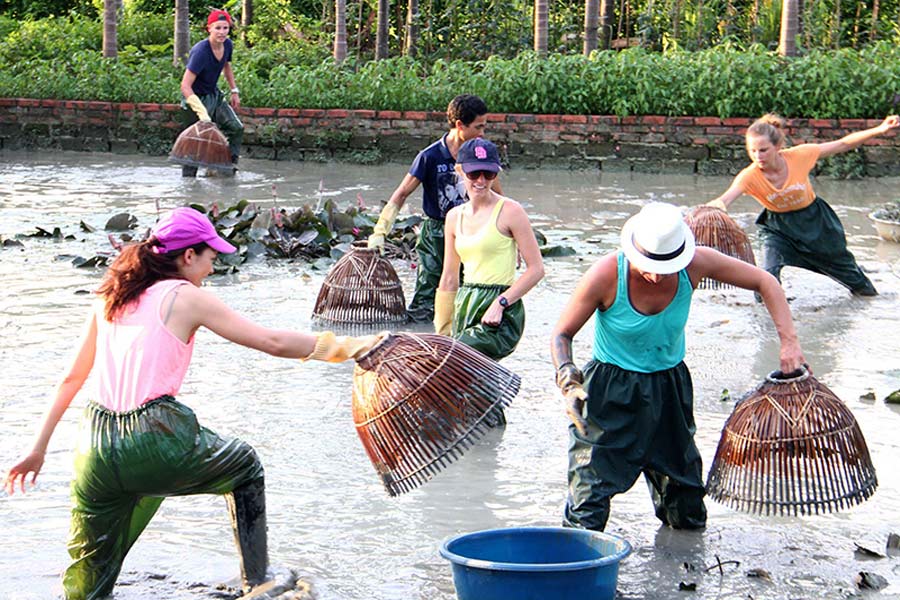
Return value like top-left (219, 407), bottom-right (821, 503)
top-left (97, 238), bottom-right (205, 322)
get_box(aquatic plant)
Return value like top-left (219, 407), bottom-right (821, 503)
top-left (6, 200), bottom-right (571, 273)
top-left (189, 199), bottom-right (418, 270)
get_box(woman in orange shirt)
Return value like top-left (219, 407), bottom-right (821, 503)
top-left (708, 113), bottom-right (899, 296)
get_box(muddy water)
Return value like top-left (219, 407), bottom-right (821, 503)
top-left (1, 150), bottom-right (899, 600)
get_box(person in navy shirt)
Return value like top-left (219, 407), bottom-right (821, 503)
top-left (178, 9), bottom-right (243, 176)
top-left (367, 95), bottom-right (503, 322)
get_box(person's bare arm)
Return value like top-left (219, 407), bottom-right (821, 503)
top-left (168, 284), bottom-right (318, 358)
top-left (481, 200), bottom-right (544, 326)
top-left (223, 62), bottom-right (240, 110)
top-left (180, 69), bottom-right (197, 99)
top-left (550, 255), bottom-right (615, 435)
top-left (707, 179), bottom-right (745, 211)
top-left (386, 174), bottom-right (421, 211)
top-left (5, 312), bottom-right (98, 494)
top-left (690, 247), bottom-right (805, 373)
top-left (550, 254), bottom-right (614, 369)
top-left (438, 207), bottom-right (462, 293)
top-left (816, 115), bottom-right (899, 158)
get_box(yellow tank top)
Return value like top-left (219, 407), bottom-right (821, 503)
top-left (455, 197), bottom-right (516, 285)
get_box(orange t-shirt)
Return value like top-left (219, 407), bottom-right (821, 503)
top-left (734, 144), bottom-right (820, 212)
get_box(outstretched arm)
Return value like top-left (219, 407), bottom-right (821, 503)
top-left (816, 115), bottom-right (900, 159)
top-left (169, 285), bottom-right (384, 362)
top-left (5, 312), bottom-right (98, 494)
top-left (168, 284), bottom-right (318, 358)
top-left (707, 179), bottom-right (745, 211)
top-left (690, 247), bottom-right (805, 373)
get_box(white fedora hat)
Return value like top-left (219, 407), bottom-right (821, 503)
top-left (620, 202), bottom-right (696, 274)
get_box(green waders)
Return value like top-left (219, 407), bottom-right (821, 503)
top-left (756, 197), bottom-right (877, 295)
top-left (178, 90), bottom-right (244, 176)
top-left (64, 397), bottom-right (266, 600)
top-left (564, 361), bottom-right (707, 532)
top-left (407, 218), bottom-right (446, 323)
top-left (452, 283), bottom-right (525, 362)
top-left (451, 283), bottom-right (525, 428)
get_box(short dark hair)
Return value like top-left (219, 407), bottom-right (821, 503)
top-left (447, 95), bottom-right (488, 127)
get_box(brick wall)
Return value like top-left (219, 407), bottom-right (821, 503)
top-left (2, 97), bottom-right (899, 176)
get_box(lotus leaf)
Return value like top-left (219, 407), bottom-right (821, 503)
top-left (105, 213), bottom-right (137, 231)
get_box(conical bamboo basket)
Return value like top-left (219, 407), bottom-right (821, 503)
top-left (168, 121), bottom-right (234, 173)
top-left (352, 333), bottom-right (520, 496)
top-left (685, 206), bottom-right (756, 289)
top-left (312, 242), bottom-right (407, 326)
top-left (706, 368), bottom-right (877, 516)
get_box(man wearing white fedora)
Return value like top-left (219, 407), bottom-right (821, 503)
top-left (550, 202), bottom-right (807, 531)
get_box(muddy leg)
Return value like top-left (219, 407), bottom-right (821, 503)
top-left (226, 478), bottom-right (268, 590)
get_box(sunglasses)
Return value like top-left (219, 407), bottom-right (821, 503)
top-left (463, 170), bottom-right (498, 181)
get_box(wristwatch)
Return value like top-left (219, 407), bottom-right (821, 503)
top-left (498, 295), bottom-right (509, 308)
top-left (230, 87), bottom-right (240, 94)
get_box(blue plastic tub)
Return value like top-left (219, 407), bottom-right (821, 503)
top-left (439, 526), bottom-right (631, 600)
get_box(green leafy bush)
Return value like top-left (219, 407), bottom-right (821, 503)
top-left (0, 14), bottom-right (100, 63)
top-left (118, 11), bottom-right (173, 51)
top-left (2, 17), bottom-right (900, 120)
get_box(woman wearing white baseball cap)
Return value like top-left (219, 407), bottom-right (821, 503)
top-left (550, 201), bottom-right (806, 532)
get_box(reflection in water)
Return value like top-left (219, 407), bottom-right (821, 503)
top-left (1, 150), bottom-right (899, 599)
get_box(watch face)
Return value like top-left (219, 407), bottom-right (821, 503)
top-left (499, 296), bottom-right (508, 307)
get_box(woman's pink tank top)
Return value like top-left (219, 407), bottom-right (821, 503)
top-left (94, 279), bottom-right (195, 412)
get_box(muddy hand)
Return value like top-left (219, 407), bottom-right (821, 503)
top-left (564, 387), bottom-right (589, 436)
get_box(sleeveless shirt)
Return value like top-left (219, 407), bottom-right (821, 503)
top-left (94, 279), bottom-right (195, 412)
top-left (593, 253), bottom-right (693, 373)
top-left (454, 198), bottom-right (516, 285)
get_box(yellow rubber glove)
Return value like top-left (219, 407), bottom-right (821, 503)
top-left (303, 331), bottom-right (386, 363)
top-left (557, 362), bottom-right (588, 436)
top-left (433, 289), bottom-right (456, 336)
top-left (185, 94), bottom-right (212, 122)
top-left (706, 199), bottom-right (727, 211)
top-left (367, 202), bottom-right (400, 251)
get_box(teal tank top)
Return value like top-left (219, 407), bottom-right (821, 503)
top-left (593, 252), bottom-right (693, 373)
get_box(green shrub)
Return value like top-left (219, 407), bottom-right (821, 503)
top-left (0, 14), bottom-right (100, 63)
top-left (118, 11), bottom-right (172, 51)
top-left (2, 17), bottom-right (900, 120)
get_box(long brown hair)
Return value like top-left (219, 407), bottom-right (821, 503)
top-left (747, 113), bottom-right (787, 147)
top-left (96, 238), bottom-right (207, 322)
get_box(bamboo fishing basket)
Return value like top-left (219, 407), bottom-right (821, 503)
top-left (684, 206), bottom-right (756, 289)
top-left (168, 121), bottom-right (234, 173)
top-left (706, 368), bottom-right (877, 516)
top-left (351, 333), bottom-right (520, 496)
top-left (312, 242), bottom-right (407, 326)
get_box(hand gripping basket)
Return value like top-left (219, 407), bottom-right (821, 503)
top-left (312, 242), bottom-right (407, 326)
top-left (351, 333), bottom-right (520, 496)
top-left (684, 206), bottom-right (756, 289)
top-left (706, 368), bottom-right (877, 516)
top-left (168, 121), bottom-right (234, 173)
